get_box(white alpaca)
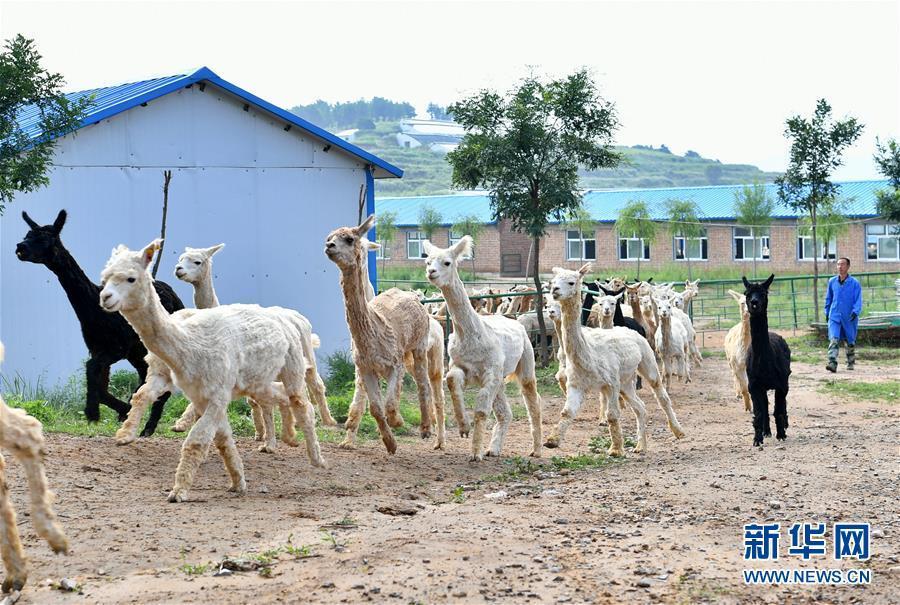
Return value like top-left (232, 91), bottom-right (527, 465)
top-left (100, 240), bottom-right (325, 502)
top-left (593, 293), bottom-right (623, 329)
top-left (423, 237), bottom-right (542, 461)
top-left (626, 283), bottom-right (655, 348)
top-left (545, 265), bottom-right (684, 454)
top-left (669, 292), bottom-right (703, 366)
top-left (654, 296), bottom-right (690, 388)
top-left (0, 343), bottom-right (69, 593)
top-left (724, 290), bottom-right (752, 412)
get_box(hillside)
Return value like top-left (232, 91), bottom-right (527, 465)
top-left (347, 122), bottom-right (780, 197)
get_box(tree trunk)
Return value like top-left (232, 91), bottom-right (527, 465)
top-left (811, 206), bottom-right (820, 323)
top-left (532, 235), bottom-right (549, 367)
top-left (636, 254), bottom-right (641, 280)
top-left (751, 227), bottom-right (757, 279)
top-left (151, 170), bottom-right (172, 278)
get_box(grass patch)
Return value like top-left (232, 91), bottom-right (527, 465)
top-left (819, 380), bottom-right (900, 403)
top-left (484, 442), bottom-right (630, 483)
top-left (785, 336), bottom-right (900, 365)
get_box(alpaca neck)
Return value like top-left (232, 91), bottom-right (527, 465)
top-left (559, 295), bottom-right (589, 365)
top-left (749, 312), bottom-right (771, 354)
top-left (740, 313), bottom-right (750, 344)
top-left (119, 287), bottom-right (186, 370)
top-left (438, 269), bottom-right (485, 340)
top-left (192, 274), bottom-right (219, 309)
top-left (45, 246), bottom-right (104, 325)
top-left (660, 315), bottom-right (673, 350)
top-left (629, 297), bottom-right (644, 322)
top-left (600, 314), bottom-right (614, 329)
top-left (338, 262), bottom-right (378, 351)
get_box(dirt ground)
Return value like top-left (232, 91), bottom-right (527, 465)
top-left (5, 355), bottom-right (899, 604)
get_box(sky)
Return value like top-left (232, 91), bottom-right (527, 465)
top-left (2, 0), bottom-right (898, 179)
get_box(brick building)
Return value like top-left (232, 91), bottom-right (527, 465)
top-left (375, 180), bottom-right (900, 277)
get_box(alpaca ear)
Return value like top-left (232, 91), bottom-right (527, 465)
top-left (366, 240), bottom-right (381, 252)
top-left (141, 239), bottom-right (163, 269)
top-left (422, 239), bottom-right (438, 257)
top-left (647, 277), bottom-right (653, 284)
top-left (205, 243), bottom-right (225, 257)
top-left (357, 214), bottom-right (375, 236)
top-left (52, 210), bottom-right (67, 234)
top-left (727, 289), bottom-right (743, 302)
top-left (451, 235), bottom-right (473, 259)
top-left (615, 292), bottom-right (624, 302)
top-left (22, 211), bottom-right (39, 230)
top-left (551, 267), bottom-right (566, 275)
top-left (578, 263), bottom-right (592, 276)
top-left (763, 274), bottom-right (775, 289)
top-left (742, 276), bottom-right (751, 290)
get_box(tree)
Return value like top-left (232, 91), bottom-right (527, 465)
top-left (615, 200), bottom-right (656, 280)
top-left (563, 206), bottom-right (596, 262)
top-left (427, 103), bottom-right (451, 121)
top-left (733, 183), bottom-right (774, 279)
top-left (664, 198), bottom-right (702, 280)
top-left (775, 99), bottom-right (863, 322)
top-left (874, 137), bottom-right (900, 227)
top-left (451, 214), bottom-right (485, 280)
top-left (798, 198), bottom-right (848, 273)
top-left (418, 204), bottom-right (443, 241)
top-left (376, 211), bottom-right (397, 277)
top-left (1, 34), bottom-right (90, 213)
top-left (447, 68), bottom-right (621, 365)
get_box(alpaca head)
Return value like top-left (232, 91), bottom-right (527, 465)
top-left (670, 292), bottom-right (685, 310)
top-left (742, 274), bottom-right (775, 318)
top-left (324, 215), bottom-right (375, 270)
top-left (625, 283), bottom-right (642, 304)
top-left (550, 263), bottom-right (591, 302)
top-left (99, 240), bottom-right (162, 313)
top-left (655, 296), bottom-right (673, 320)
top-left (727, 289), bottom-right (749, 319)
top-left (606, 276), bottom-right (627, 292)
top-left (596, 293), bottom-right (622, 321)
top-left (174, 244), bottom-right (225, 285)
top-left (15, 210), bottom-right (68, 265)
top-left (547, 301), bottom-right (562, 323)
top-left (422, 236), bottom-right (472, 288)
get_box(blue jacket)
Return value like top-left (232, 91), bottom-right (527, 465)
top-left (825, 275), bottom-right (862, 343)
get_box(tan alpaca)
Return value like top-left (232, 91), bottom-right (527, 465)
top-left (545, 265), bottom-right (685, 455)
top-left (0, 343), bottom-right (69, 593)
top-left (423, 237), bottom-right (542, 461)
top-left (325, 216), bottom-right (435, 454)
top-left (101, 241), bottom-right (325, 502)
top-left (724, 290), bottom-right (752, 412)
top-left (626, 283), bottom-right (656, 349)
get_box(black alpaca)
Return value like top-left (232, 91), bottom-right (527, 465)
top-left (742, 275), bottom-right (791, 446)
top-left (15, 210), bottom-right (185, 436)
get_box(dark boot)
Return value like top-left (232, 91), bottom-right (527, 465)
top-left (846, 343), bottom-right (856, 370)
top-left (826, 338), bottom-right (839, 373)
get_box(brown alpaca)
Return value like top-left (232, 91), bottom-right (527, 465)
top-left (0, 343), bottom-right (69, 593)
top-left (325, 215), bottom-right (434, 454)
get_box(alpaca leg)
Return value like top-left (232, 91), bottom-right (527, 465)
top-left (750, 389), bottom-right (768, 447)
top-left (411, 350), bottom-right (434, 439)
top-left (620, 380), bottom-right (648, 453)
top-left (250, 403), bottom-right (266, 442)
top-left (360, 372), bottom-right (397, 455)
top-left (446, 366), bottom-right (470, 437)
top-left (116, 370), bottom-right (171, 445)
top-left (172, 402), bottom-right (200, 432)
top-left (275, 389), bottom-right (299, 447)
top-left (252, 398), bottom-right (277, 453)
top-left (384, 368), bottom-right (405, 429)
top-left (545, 386), bottom-right (585, 449)
top-left (774, 388), bottom-right (789, 441)
top-left (11, 438), bottom-right (68, 555)
top-left (212, 419), bottom-right (246, 496)
top-left (340, 371), bottom-right (369, 448)
top-left (739, 371), bottom-right (752, 413)
top-left (168, 399), bottom-right (218, 503)
top-left (555, 368), bottom-right (567, 395)
top-left (429, 350), bottom-right (446, 450)
top-left (290, 396), bottom-right (327, 468)
top-left (140, 392), bottom-right (171, 438)
top-left (486, 390), bottom-right (512, 457)
top-left (84, 357), bottom-right (105, 422)
top-left (471, 375), bottom-right (502, 462)
top-left (305, 366), bottom-right (337, 427)
top-left (0, 454), bottom-right (28, 593)
top-left (516, 344), bottom-right (543, 458)
top-left (98, 364), bottom-right (132, 421)
top-left (604, 385), bottom-right (626, 458)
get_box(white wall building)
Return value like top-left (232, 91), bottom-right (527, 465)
top-left (1, 67), bottom-right (401, 386)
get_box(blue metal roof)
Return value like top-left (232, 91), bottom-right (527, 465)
top-left (376, 192), bottom-right (497, 227)
top-left (14, 67), bottom-right (403, 179)
top-left (376, 179), bottom-right (890, 225)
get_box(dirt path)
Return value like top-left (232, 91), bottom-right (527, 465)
top-left (5, 357), bottom-right (898, 604)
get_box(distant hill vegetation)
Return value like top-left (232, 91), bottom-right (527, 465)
top-left (287, 106), bottom-right (780, 195)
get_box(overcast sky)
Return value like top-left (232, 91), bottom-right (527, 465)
top-left (2, 0), bottom-right (898, 179)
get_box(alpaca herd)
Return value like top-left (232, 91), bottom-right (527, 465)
top-left (2, 208), bottom-right (795, 592)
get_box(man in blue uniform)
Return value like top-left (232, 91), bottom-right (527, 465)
top-left (824, 257), bottom-right (862, 372)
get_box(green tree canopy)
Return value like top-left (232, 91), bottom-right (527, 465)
top-left (1, 35), bottom-right (90, 213)
top-left (451, 214), bottom-right (485, 280)
top-left (615, 200), bottom-right (656, 279)
top-left (376, 211), bottom-right (398, 275)
top-left (447, 68), bottom-right (621, 364)
top-left (874, 137), bottom-right (900, 226)
top-left (418, 204), bottom-right (443, 240)
top-left (733, 183), bottom-right (774, 278)
top-left (798, 198), bottom-right (848, 268)
top-left (775, 99), bottom-right (863, 321)
top-left (664, 198), bottom-right (702, 279)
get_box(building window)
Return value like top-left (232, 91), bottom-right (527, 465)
top-left (407, 231), bottom-right (426, 259)
top-left (733, 227), bottom-right (770, 261)
top-left (566, 230), bottom-right (596, 261)
top-left (449, 230), bottom-right (473, 259)
top-left (674, 229), bottom-right (708, 261)
top-left (376, 238), bottom-right (390, 260)
top-left (797, 234), bottom-right (837, 261)
top-left (618, 232), bottom-right (650, 261)
top-left (866, 223), bottom-right (900, 261)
